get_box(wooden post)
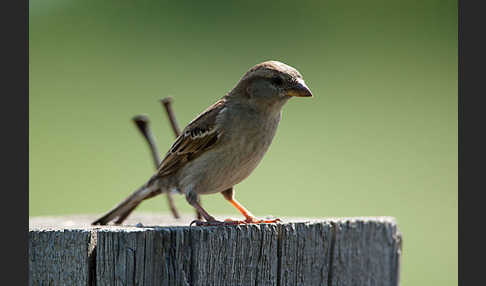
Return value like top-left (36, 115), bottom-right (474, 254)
top-left (29, 214), bottom-right (402, 286)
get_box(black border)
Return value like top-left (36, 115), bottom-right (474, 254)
top-left (3, 0), bottom-right (28, 283)
top-left (459, 0), bottom-right (484, 284)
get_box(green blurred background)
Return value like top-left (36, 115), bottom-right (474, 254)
top-left (29, 0), bottom-right (457, 285)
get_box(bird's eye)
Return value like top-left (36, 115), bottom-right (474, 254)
top-left (271, 76), bottom-right (283, 86)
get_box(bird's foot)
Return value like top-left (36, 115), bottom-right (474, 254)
top-left (190, 217), bottom-right (281, 227)
top-left (243, 216), bottom-right (282, 224)
top-left (219, 217), bottom-right (282, 225)
top-left (190, 219), bottom-right (240, 227)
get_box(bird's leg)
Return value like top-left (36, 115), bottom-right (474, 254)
top-left (221, 188), bottom-right (281, 224)
top-left (186, 191), bottom-right (239, 226)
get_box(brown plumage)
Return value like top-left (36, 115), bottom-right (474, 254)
top-left (153, 99), bottom-right (225, 178)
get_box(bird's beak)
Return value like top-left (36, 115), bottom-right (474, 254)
top-left (287, 78), bottom-right (313, 98)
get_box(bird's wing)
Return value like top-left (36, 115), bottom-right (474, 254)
top-left (155, 98), bottom-right (226, 177)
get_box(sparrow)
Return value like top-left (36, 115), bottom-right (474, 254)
top-left (92, 60), bottom-right (313, 226)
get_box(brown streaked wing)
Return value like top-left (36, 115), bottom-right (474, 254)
top-left (155, 98), bottom-right (226, 177)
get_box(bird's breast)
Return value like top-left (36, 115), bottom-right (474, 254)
top-left (216, 110), bottom-right (281, 186)
top-left (179, 107), bottom-right (282, 195)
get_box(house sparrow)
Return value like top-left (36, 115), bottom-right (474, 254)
top-left (92, 60), bottom-right (313, 226)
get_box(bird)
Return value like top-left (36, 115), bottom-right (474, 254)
top-left (92, 60), bottom-right (313, 226)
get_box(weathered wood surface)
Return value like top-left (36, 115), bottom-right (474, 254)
top-left (29, 213), bottom-right (402, 286)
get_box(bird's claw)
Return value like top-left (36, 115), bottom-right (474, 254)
top-left (244, 217), bottom-right (282, 224)
top-left (189, 219), bottom-right (201, 226)
top-left (190, 217), bottom-right (282, 227)
top-left (190, 219), bottom-right (239, 227)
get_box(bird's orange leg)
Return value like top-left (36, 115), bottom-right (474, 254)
top-left (221, 188), bottom-right (281, 224)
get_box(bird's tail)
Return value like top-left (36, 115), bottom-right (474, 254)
top-left (92, 183), bottom-right (162, 225)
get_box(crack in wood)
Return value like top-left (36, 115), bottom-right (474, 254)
top-left (327, 222), bottom-right (337, 286)
top-left (88, 230), bottom-right (97, 286)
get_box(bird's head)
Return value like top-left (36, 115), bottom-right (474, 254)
top-left (229, 60), bottom-right (313, 110)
